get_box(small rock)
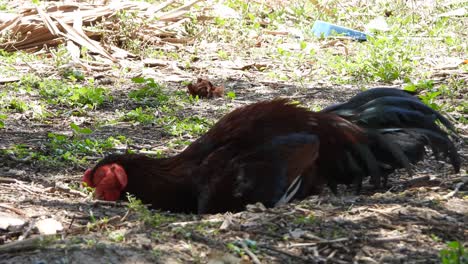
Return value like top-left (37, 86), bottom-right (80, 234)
top-left (245, 202), bottom-right (266, 212)
top-left (289, 228), bottom-right (306, 239)
top-left (0, 214), bottom-right (26, 230)
top-left (35, 218), bottom-right (63, 235)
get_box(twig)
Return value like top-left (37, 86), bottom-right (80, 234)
top-left (367, 235), bottom-right (409, 244)
top-left (443, 181), bottom-right (465, 199)
top-left (288, 237), bottom-right (349, 248)
top-left (120, 209), bottom-right (131, 222)
top-left (169, 217), bottom-right (223, 227)
top-left (260, 245), bottom-right (312, 263)
top-left (48, 185), bottom-right (88, 197)
top-left (403, 175), bottom-right (431, 186)
top-left (0, 177), bottom-right (17, 184)
top-left (239, 241), bottom-right (262, 264)
top-left (327, 249), bottom-right (337, 260)
top-left (0, 203), bottom-right (28, 217)
top-left (18, 219), bottom-right (36, 241)
top-left (190, 232), bottom-right (225, 250)
top-left (289, 242), bottom-right (320, 248)
top-left (303, 234), bottom-right (350, 244)
top-left (0, 235), bottom-right (58, 254)
top-left (14, 184), bottom-right (36, 195)
top-left (64, 215), bottom-right (76, 238)
top-left (90, 200), bottom-right (128, 207)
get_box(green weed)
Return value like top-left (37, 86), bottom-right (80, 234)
top-left (129, 77), bottom-right (168, 106)
top-left (440, 241), bottom-right (467, 264)
top-left (328, 35), bottom-right (417, 83)
top-left (45, 133), bottom-right (126, 164)
top-left (108, 230), bottom-right (125, 243)
top-left (70, 123), bottom-right (93, 135)
top-left (159, 116), bottom-right (211, 137)
top-left (126, 194), bottom-right (175, 227)
top-left (122, 107), bottom-right (156, 124)
top-left (226, 91), bottom-right (236, 100)
top-left (293, 212), bottom-right (316, 225)
top-left (0, 113), bottom-right (6, 128)
top-left (38, 79), bottom-right (110, 109)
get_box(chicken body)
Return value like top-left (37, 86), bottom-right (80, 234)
top-left (84, 89), bottom-right (460, 214)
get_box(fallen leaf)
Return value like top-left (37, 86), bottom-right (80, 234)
top-left (187, 78), bottom-right (224, 98)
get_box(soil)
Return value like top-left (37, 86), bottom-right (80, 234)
top-left (0, 2), bottom-right (467, 263)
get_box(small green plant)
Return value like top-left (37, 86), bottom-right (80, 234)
top-left (70, 123), bottom-right (93, 135)
top-left (62, 69), bottom-right (85, 81)
top-left (2, 132), bottom-right (125, 166)
top-left (2, 144), bottom-right (37, 160)
top-left (129, 77), bottom-right (168, 106)
top-left (226, 91), bottom-right (236, 100)
top-left (127, 194), bottom-right (175, 227)
top-left (404, 80), bottom-right (434, 93)
top-left (0, 113), bottom-right (6, 128)
top-left (122, 107), bottom-right (155, 124)
top-left (419, 90), bottom-right (442, 111)
top-left (85, 239), bottom-right (97, 247)
top-left (227, 243), bottom-right (244, 257)
top-left (440, 241), bottom-right (467, 264)
top-left (45, 133), bottom-right (126, 164)
top-left (159, 116), bottom-right (211, 137)
top-left (86, 216), bottom-right (110, 231)
top-left (430, 234), bottom-right (442, 242)
top-left (37, 79), bottom-right (110, 109)
top-left (227, 239), bottom-right (258, 258)
top-left (7, 98), bottom-right (29, 112)
top-left (108, 230), bottom-right (125, 243)
top-left (327, 35), bottom-right (417, 83)
top-left (217, 50), bottom-right (229, 60)
top-left (293, 213), bottom-right (316, 225)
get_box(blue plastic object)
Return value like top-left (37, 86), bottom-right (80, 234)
top-left (312, 20), bottom-right (368, 41)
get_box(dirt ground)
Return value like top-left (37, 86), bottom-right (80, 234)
top-left (1, 80), bottom-right (466, 263)
top-left (0, 1), bottom-right (467, 263)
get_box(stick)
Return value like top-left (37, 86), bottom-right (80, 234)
top-left (0, 177), bottom-right (17, 184)
top-left (368, 235), bottom-right (409, 244)
top-left (0, 203), bottom-right (28, 217)
top-left (169, 218), bottom-right (223, 227)
top-left (18, 219), bottom-right (36, 241)
top-left (443, 181), bottom-right (465, 199)
top-left (0, 235), bottom-right (58, 254)
top-left (239, 241), bottom-right (262, 264)
top-left (260, 245), bottom-right (312, 263)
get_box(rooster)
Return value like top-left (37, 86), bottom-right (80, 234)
top-left (83, 88), bottom-right (460, 214)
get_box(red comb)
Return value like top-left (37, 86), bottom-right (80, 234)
top-left (110, 164), bottom-right (128, 189)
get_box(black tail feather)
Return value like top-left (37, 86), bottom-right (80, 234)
top-left (323, 88), bottom-right (460, 193)
top-left (355, 96), bottom-right (457, 134)
top-left (322, 88), bottom-right (419, 112)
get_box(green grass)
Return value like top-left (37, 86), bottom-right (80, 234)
top-left (1, 132), bottom-right (127, 167)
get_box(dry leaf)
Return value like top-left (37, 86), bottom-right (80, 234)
top-left (187, 78), bottom-right (224, 98)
